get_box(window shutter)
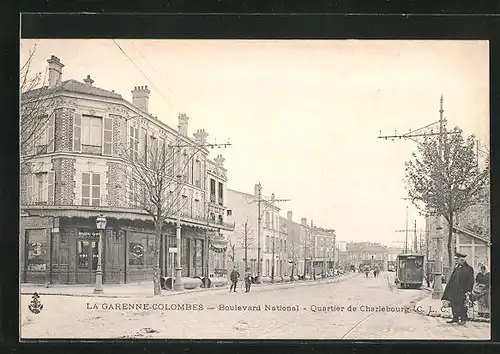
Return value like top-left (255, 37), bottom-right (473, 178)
top-left (103, 115), bottom-right (113, 156)
top-left (48, 171), bottom-right (55, 204)
top-left (21, 175), bottom-right (27, 204)
top-left (73, 112), bottom-right (82, 152)
top-left (47, 113), bottom-right (55, 153)
top-left (27, 174), bottom-right (33, 204)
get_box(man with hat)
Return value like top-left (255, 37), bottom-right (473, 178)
top-left (441, 252), bottom-right (474, 325)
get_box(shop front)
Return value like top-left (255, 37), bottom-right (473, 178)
top-left (20, 212), bottom-right (219, 285)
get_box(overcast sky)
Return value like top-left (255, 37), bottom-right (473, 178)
top-left (20, 39), bottom-right (489, 246)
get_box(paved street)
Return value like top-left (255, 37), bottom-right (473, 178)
top-left (20, 272), bottom-right (489, 340)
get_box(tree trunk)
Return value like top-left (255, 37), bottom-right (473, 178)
top-left (290, 262), bottom-right (295, 281)
top-left (446, 213), bottom-right (454, 276)
top-left (152, 220), bottom-right (163, 296)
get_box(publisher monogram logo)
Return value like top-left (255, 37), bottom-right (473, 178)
top-left (28, 292), bottom-right (43, 314)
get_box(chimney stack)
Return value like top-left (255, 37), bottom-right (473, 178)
top-left (131, 85), bottom-right (151, 113)
top-left (178, 113), bottom-right (189, 137)
top-left (254, 183), bottom-right (262, 198)
top-left (214, 154), bottom-right (225, 167)
top-left (47, 55), bottom-right (64, 88)
top-left (193, 129), bottom-right (209, 145)
top-left (287, 211), bottom-right (293, 222)
top-left (301, 217), bottom-right (307, 226)
top-left (83, 75), bottom-right (94, 86)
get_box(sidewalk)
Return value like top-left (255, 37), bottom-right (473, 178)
top-left (21, 272), bottom-right (358, 298)
top-left (413, 292), bottom-right (490, 323)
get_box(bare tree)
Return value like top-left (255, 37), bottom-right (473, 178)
top-left (405, 125), bottom-right (490, 272)
top-left (121, 132), bottom-right (202, 295)
top-left (20, 45), bottom-right (58, 171)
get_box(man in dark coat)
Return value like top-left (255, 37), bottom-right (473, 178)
top-left (441, 252), bottom-right (474, 325)
top-left (229, 266), bottom-right (240, 293)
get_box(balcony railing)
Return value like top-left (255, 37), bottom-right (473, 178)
top-left (209, 194), bottom-right (216, 203)
top-left (208, 217), bottom-right (235, 230)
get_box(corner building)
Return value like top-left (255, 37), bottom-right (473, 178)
top-left (20, 55), bottom-right (234, 285)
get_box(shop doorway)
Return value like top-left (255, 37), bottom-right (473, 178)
top-left (76, 239), bottom-right (100, 284)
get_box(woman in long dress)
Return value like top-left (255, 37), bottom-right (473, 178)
top-left (474, 265), bottom-right (490, 318)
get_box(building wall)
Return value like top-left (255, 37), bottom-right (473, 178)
top-left (226, 189), bottom-right (259, 275)
top-left (346, 242), bottom-right (388, 267)
top-left (54, 107), bottom-right (74, 152)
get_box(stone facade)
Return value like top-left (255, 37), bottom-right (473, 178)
top-left (54, 107), bottom-right (74, 152)
top-left (106, 161), bottom-right (126, 207)
top-left (52, 158), bottom-right (76, 205)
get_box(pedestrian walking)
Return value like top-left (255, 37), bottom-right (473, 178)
top-left (229, 266), bottom-right (240, 293)
top-left (365, 267), bottom-right (369, 278)
top-left (244, 268), bottom-right (252, 293)
top-left (441, 252), bottom-right (474, 325)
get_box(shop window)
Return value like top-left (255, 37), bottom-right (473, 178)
top-left (128, 232), bottom-right (157, 269)
top-left (26, 230), bottom-right (47, 271)
top-left (82, 172), bottom-right (100, 206)
top-left (129, 241), bottom-right (145, 267)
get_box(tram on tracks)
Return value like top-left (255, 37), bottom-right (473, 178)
top-left (394, 254), bottom-right (424, 289)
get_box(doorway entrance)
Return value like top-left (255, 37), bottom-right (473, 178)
top-left (76, 239), bottom-right (100, 284)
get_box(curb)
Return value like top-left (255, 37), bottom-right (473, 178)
top-left (410, 292), bottom-right (490, 323)
top-left (21, 273), bottom-right (357, 298)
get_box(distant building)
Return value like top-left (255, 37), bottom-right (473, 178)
top-left (310, 223), bottom-right (336, 275)
top-left (386, 247), bottom-right (404, 262)
top-left (279, 211), bottom-right (305, 277)
top-left (346, 242), bottom-right (388, 269)
top-left (225, 184), bottom-right (282, 278)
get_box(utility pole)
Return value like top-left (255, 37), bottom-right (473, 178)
top-left (433, 95), bottom-right (445, 299)
top-left (270, 193), bottom-right (290, 283)
top-left (378, 95), bottom-right (458, 299)
top-left (413, 219), bottom-right (418, 253)
top-left (257, 183), bottom-right (262, 283)
top-left (244, 220), bottom-right (248, 272)
top-left (311, 220), bottom-right (316, 280)
top-left (303, 225), bottom-right (308, 278)
top-left (405, 206), bottom-right (409, 253)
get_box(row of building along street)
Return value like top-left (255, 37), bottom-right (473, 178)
top-left (20, 55), bottom-right (345, 288)
top-left (19, 56), bottom-right (491, 287)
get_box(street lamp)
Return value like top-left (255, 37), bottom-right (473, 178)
top-left (94, 214), bottom-right (106, 294)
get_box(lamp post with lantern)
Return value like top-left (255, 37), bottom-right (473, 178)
top-left (94, 214), bottom-right (106, 294)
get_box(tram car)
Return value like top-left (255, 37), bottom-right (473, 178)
top-left (394, 254), bottom-right (424, 289)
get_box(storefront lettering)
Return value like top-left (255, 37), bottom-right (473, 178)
top-left (78, 231), bottom-right (100, 239)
